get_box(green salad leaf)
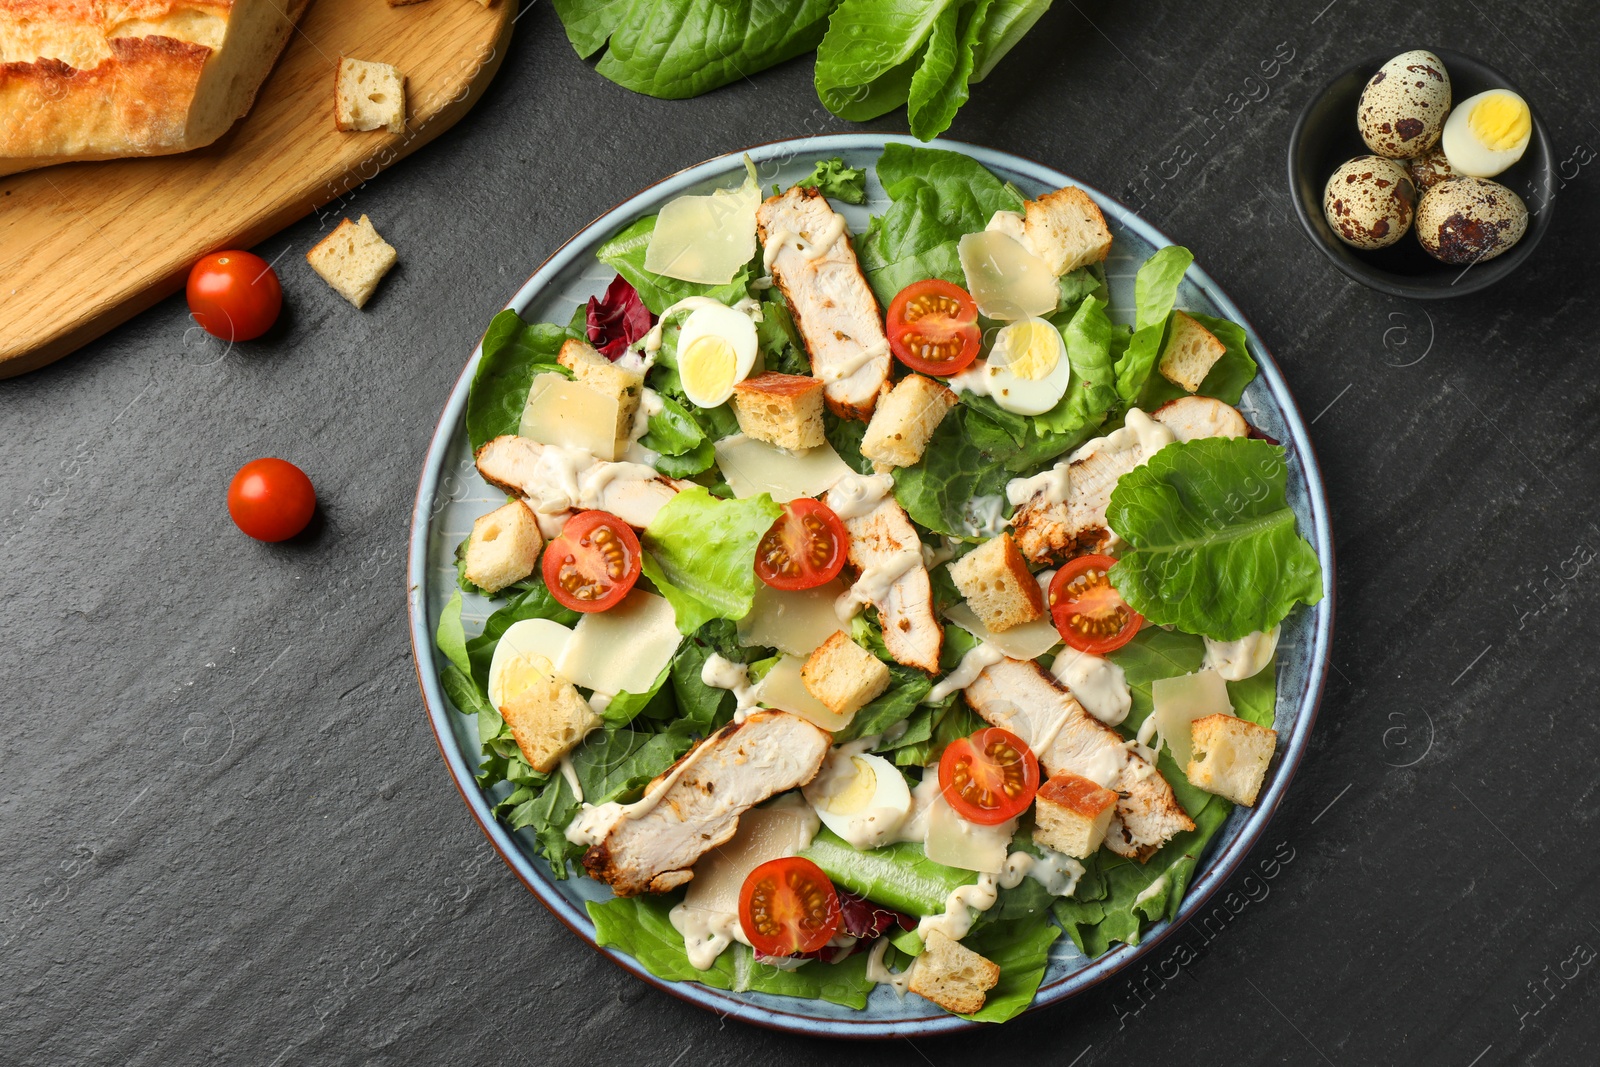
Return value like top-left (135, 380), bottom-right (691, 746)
top-left (1036, 294), bottom-right (1124, 435)
top-left (597, 215), bottom-right (753, 315)
top-left (831, 664), bottom-right (933, 742)
top-left (1112, 245), bottom-right (1192, 404)
top-left (466, 311), bottom-right (576, 451)
top-left (642, 487), bottom-right (784, 632)
top-left (552, 0), bottom-right (837, 100)
top-left (968, 0), bottom-right (1053, 82)
top-left (814, 0), bottom-right (957, 122)
top-left (589, 894), bottom-right (878, 1008)
top-left (803, 828), bottom-right (978, 916)
top-left (856, 143), bottom-right (1024, 306)
top-left (801, 157), bottom-right (868, 205)
top-left (1107, 437), bottom-right (1324, 641)
top-left (905, 0), bottom-right (993, 140)
top-left (961, 917), bottom-right (1062, 1022)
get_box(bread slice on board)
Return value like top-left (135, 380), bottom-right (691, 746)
top-left (0, 0), bottom-right (310, 176)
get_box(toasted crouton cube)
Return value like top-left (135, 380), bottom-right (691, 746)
top-left (1187, 714), bottom-right (1277, 806)
top-left (557, 339), bottom-right (645, 451)
top-left (732, 372), bottom-right (825, 450)
top-left (1034, 773), bottom-right (1119, 858)
top-left (1158, 311), bottom-right (1226, 393)
top-left (306, 215), bottom-right (398, 309)
top-left (334, 57), bottom-right (406, 133)
top-left (947, 534), bottom-right (1044, 633)
top-left (499, 656), bottom-right (600, 773)
top-left (801, 631), bottom-right (891, 718)
top-left (1023, 186), bottom-right (1113, 276)
top-left (463, 500), bottom-right (543, 593)
top-left (908, 930), bottom-right (1000, 1015)
top-left (861, 374), bottom-right (957, 472)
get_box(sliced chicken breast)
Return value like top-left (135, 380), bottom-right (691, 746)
top-left (963, 657), bottom-right (1193, 861)
top-left (1010, 408), bottom-right (1176, 565)
top-left (823, 488), bottom-right (943, 673)
top-left (582, 711), bottom-right (832, 896)
top-left (1151, 396), bottom-right (1248, 442)
top-left (475, 434), bottom-right (684, 532)
top-left (756, 187), bottom-right (890, 420)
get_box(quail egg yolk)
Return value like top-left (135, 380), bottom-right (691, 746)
top-left (1468, 92), bottom-right (1531, 152)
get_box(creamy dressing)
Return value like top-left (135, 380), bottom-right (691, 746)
top-left (700, 652), bottom-right (761, 720)
top-left (1203, 626), bottom-right (1280, 681)
top-left (518, 443), bottom-right (661, 519)
top-left (999, 847), bottom-right (1087, 897)
top-left (586, 691), bottom-right (613, 714)
top-left (921, 538), bottom-right (961, 570)
top-left (835, 547), bottom-right (922, 624)
top-left (925, 641), bottom-right (1004, 704)
top-left (761, 210), bottom-right (850, 274)
top-left (916, 876), bottom-right (1000, 942)
top-left (945, 360), bottom-right (991, 397)
top-left (816, 339), bottom-right (889, 384)
top-left (1133, 873), bottom-right (1169, 907)
top-left (635, 295), bottom-right (753, 358)
top-left (1078, 743), bottom-right (1129, 789)
top-left (558, 754), bottom-right (584, 804)
top-left (670, 907), bottom-right (747, 970)
top-left (1006, 463), bottom-right (1069, 508)
top-left (1051, 649), bottom-right (1132, 726)
top-left (827, 471), bottom-right (894, 520)
top-left (894, 773), bottom-right (945, 844)
top-left (960, 494), bottom-right (1008, 538)
top-left (1067, 406), bottom-right (1176, 464)
top-left (866, 937), bottom-right (914, 994)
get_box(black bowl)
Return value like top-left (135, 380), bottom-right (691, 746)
top-left (1287, 48), bottom-right (1555, 299)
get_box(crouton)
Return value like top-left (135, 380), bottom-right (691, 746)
top-left (1023, 186), bottom-right (1113, 276)
top-left (1158, 311), bottom-right (1226, 393)
top-left (306, 215), bottom-right (398, 309)
top-left (947, 534), bottom-right (1044, 633)
top-left (860, 374), bottom-right (957, 472)
top-left (557, 339), bottom-right (645, 452)
top-left (499, 655), bottom-right (600, 773)
top-left (1187, 714), bottom-right (1277, 806)
top-left (801, 631), bottom-right (891, 718)
top-left (463, 500), bottom-right (543, 594)
top-left (908, 930), bottom-right (1000, 1015)
top-left (1033, 773), bottom-right (1119, 858)
top-left (732, 372), bottom-right (825, 450)
top-left (334, 57), bottom-right (406, 134)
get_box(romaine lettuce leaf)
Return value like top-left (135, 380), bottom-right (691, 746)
top-left (905, 0), bottom-right (993, 140)
top-left (1107, 437), bottom-right (1324, 641)
top-left (1112, 245), bottom-right (1192, 404)
top-left (589, 894), bottom-right (878, 1008)
top-left (466, 311), bottom-right (576, 451)
top-left (552, 0), bottom-right (838, 100)
top-left (802, 828), bottom-right (978, 917)
top-left (642, 487), bottom-right (784, 632)
top-left (1036, 294), bottom-right (1123, 436)
top-left (814, 0), bottom-right (959, 121)
top-left (968, 0), bottom-right (1053, 82)
top-left (596, 215), bottom-right (753, 316)
top-left (856, 143), bottom-right (1024, 306)
top-left (1137, 310), bottom-right (1259, 409)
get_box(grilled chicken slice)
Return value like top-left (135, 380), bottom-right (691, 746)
top-left (756, 187), bottom-right (890, 420)
top-left (475, 434), bottom-right (684, 533)
top-left (1010, 408), bottom-right (1177, 565)
top-left (1151, 396), bottom-right (1248, 442)
top-left (582, 711), bottom-right (832, 896)
top-left (823, 487), bottom-right (943, 673)
top-left (964, 658), bottom-right (1193, 861)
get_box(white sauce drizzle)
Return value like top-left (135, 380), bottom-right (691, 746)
top-left (1051, 649), bottom-right (1132, 726)
top-left (700, 653), bottom-right (761, 721)
top-left (913, 845), bottom-right (1088, 946)
top-left (1133, 873), bottom-right (1169, 907)
top-left (817, 339), bottom-right (889, 384)
top-left (827, 471), bottom-right (894, 520)
top-left (670, 908), bottom-right (747, 970)
top-left (1006, 463), bottom-right (1069, 508)
top-left (1067, 406), bottom-right (1175, 464)
top-left (558, 755), bottom-right (584, 804)
top-left (518, 444), bottom-right (661, 518)
top-left (635, 295), bottom-right (757, 359)
top-left (960, 494), bottom-right (1008, 538)
top-left (925, 641), bottom-right (1004, 704)
top-left (835, 547), bottom-right (922, 623)
top-left (866, 937), bottom-right (914, 994)
top-left (1203, 626), bottom-right (1280, 681)
top-left (945, 359), bottom-right (991, 397)
top-left (564, 730), bottom-right (722, 846)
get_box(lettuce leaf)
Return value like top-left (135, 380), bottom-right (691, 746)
top-left (814, 0), bottom-right (959, 121)
top-left (1036, 295), bottom-right (1123, 435)
top-left (960, 918), bottom-right (1061, 1022)
top-left (1111, 245), bottom-right (1192, 404)
top-left (905, 0), bottom-right (993, 140)
top-left (803, 828), bottom-right (979, 916)
top-left (800, 157), bottom-right (868, 205)
top-left (552, 0), bottom-right (838, 100)
top-left (856, 143), bottom-right (1024, 306)
top-left (968, 0), bottom-right (1053, 82)
top-left (641, 487), bottom-right (784, 632)
top-left (1137, 311), bottom-right (1259, 409)
top-left (596, 215), bottom-right (753, 316)
top-left (466, 311), bottom-right (576, 451)
top-left (1107, 437), bottom-right (1324, 641)
top-left (589, 894), bottom-right (878, 1008)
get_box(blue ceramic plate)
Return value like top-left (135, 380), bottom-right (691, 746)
top-left (406, 135), bottom-right (1335, 1037)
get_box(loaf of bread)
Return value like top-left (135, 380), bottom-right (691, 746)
top-left (0, 0), bottom-right (309, 176)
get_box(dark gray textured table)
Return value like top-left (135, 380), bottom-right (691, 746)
top-left (5, 4), bottom-right (1598, 1064)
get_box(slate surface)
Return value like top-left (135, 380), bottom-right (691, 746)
top-left (4, 4), bottom-right (1598, 1064)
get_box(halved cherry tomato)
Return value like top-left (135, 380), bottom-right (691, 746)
top-left (1049, 554), bottom-right (1143, 654)
top-left (738, 857), bottom-right (841, 957)
top-left (541, 510), bottom-right (641, 612)
top-left (227, 458), bottom-right (316, 542)
top-left (187, 250), bottom-right (282, 342)
top-left (754, 498), bottom-right (848, 591)
top-left (886, 279), bottom-right (981, 376)
top-left (939, 727), bottom-right (1040, 825)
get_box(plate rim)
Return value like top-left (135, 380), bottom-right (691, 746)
top-left (405, 133), bottom-right (1336, 1038)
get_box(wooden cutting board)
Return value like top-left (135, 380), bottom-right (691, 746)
top-left (0, 0), bottom-right (515, 379)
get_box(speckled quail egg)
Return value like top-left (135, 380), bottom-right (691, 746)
top-left (1358, 50), bottom-right (1451, 158)
top-left (1405, 147), bottom-right (1457, 193)
top-left (1441, 89), bottom-right (1532, 178)
top-left (1323, 156), bottom-right (1417, 250)
top-left (1414, 176), bottom-right (1528, 265)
